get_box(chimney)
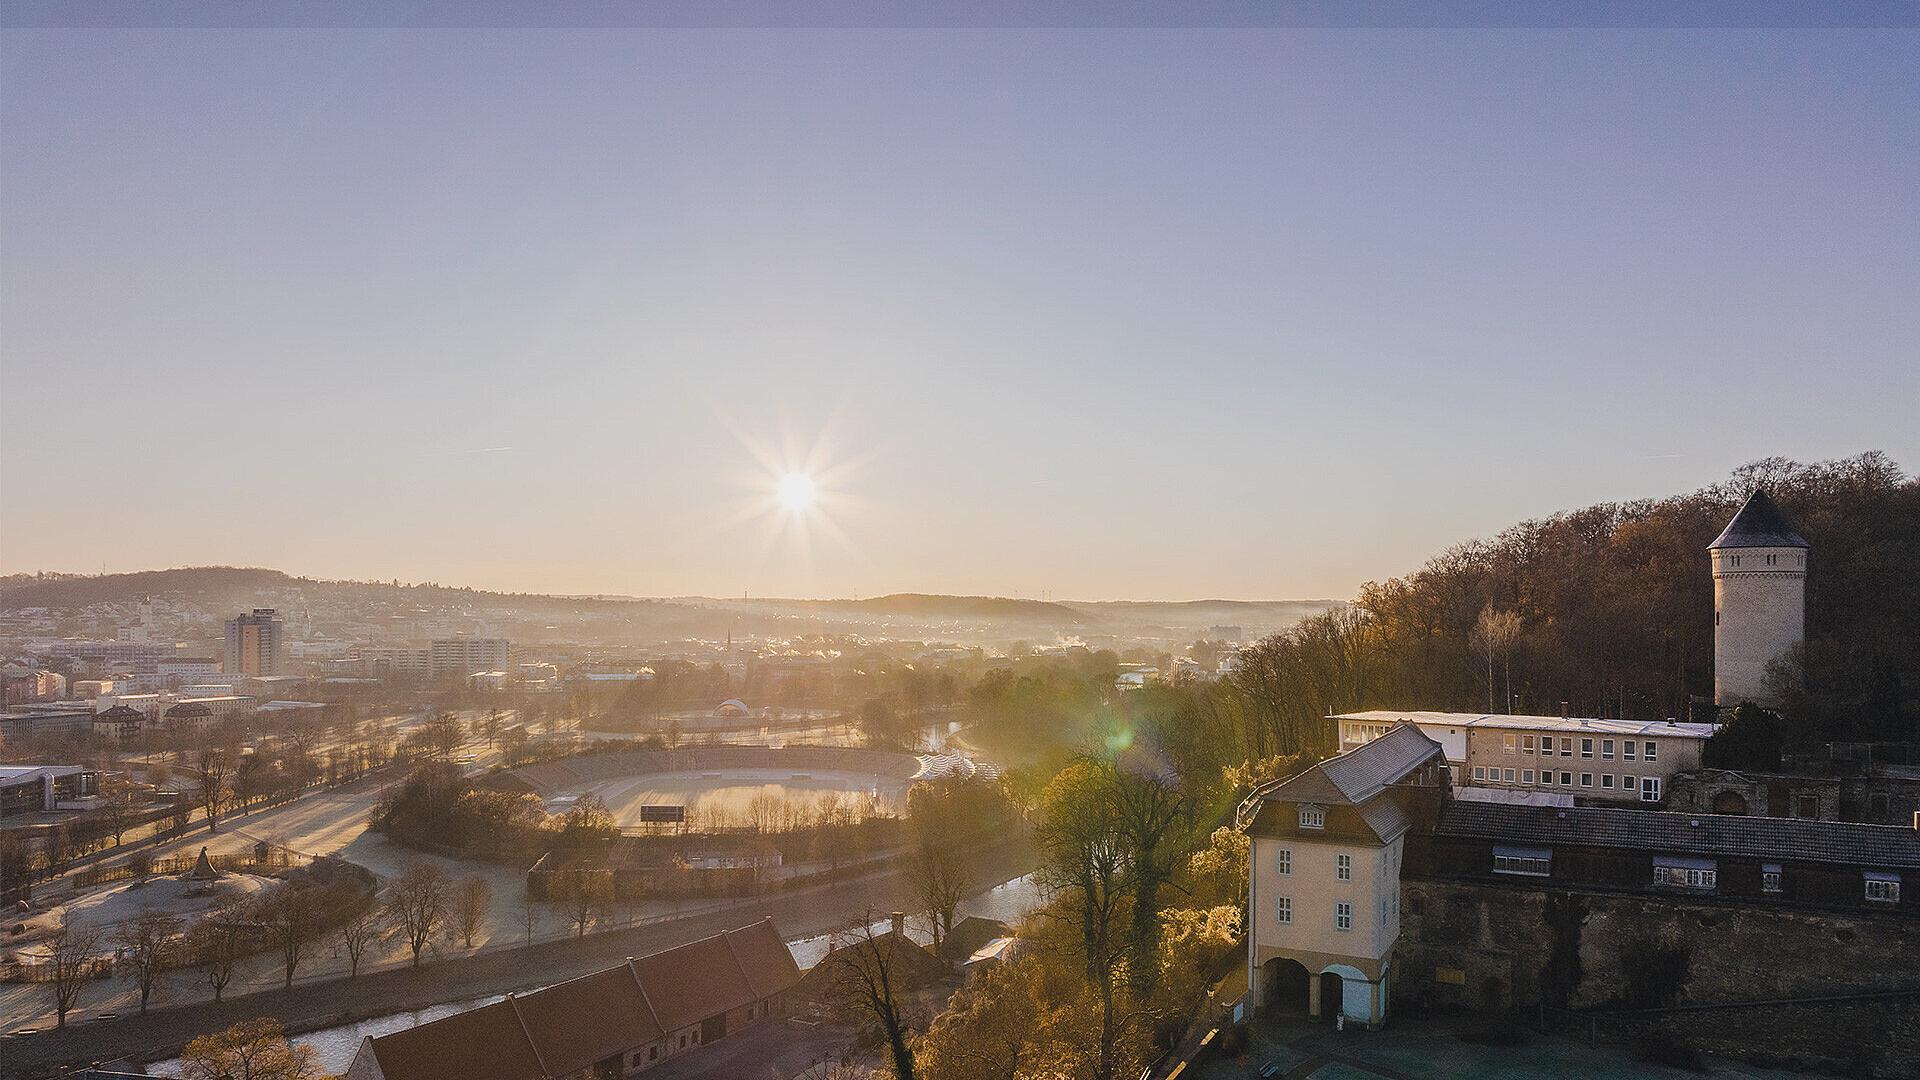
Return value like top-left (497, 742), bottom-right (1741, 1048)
top-left (1560, 701), bottom-right (1570, 719)
top-left (1668, 717), bottom-right (1678, 727)
top-left (890, 911), bottom-right (906, 937)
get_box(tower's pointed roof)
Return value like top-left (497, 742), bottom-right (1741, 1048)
top-left (1709, 489), bottom-right (1808, 550)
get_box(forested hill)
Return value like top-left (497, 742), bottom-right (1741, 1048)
top-left (0, 567), bottom-right (299, 609)
top-left (1214, 452), bottom-right (1919, 765)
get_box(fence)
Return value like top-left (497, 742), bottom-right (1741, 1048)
top-left (0, 956), bottom-right (114, 983)
top-left (70, 845), bottom-right (312, 890)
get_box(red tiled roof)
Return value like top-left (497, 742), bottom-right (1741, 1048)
top-left (360, 919), bottom-right (798, 1080)
top-left (367, 999), bottom-right (546, 1080)
top-left (514, 964), bottom-right (663, 1074)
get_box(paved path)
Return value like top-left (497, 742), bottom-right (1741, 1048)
top-left (3, 836), bottom-right (1035, 1077)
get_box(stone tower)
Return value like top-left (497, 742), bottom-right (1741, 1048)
top-left (1710, 489), bottom-right (1808, 707)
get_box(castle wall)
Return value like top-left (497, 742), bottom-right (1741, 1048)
top-left (1395, 879), bottom-right (1920, 1076)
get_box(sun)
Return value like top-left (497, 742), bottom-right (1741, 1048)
top-left (777, 472), bottom-right (817, 512)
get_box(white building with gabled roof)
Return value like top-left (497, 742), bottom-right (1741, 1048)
top-left (1245, 722), bottom-right (1449, 1029)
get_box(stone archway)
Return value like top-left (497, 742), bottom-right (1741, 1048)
top-left (1711, 790), bottom-right (1749, 815)
top-left (1261, 958), bottom-right (1311, 1015)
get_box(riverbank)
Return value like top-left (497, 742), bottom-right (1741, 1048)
top-left (2, 834), bottom-right (1036, 1077)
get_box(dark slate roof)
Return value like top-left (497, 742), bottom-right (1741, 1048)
top-left (1709, 489), bottom-right (1808, 550)
top-left (96, 706), bottom-right (144, 720)
top-left (1270, 722), bottom-right (1443, 806)
top-left (1436, 800), bottom-right (1920, 869)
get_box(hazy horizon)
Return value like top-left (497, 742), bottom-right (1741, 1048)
top-left (4, 28), bottom-right (1915, 600)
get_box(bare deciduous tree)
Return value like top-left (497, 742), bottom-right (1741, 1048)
top-left (452, 874), bottom-right (492, 949)
top-left (384, 860), bottom-right (451, 967)
top-left (559, 870), bottom-right (611, 938)
top-left (188, 903), bottom-right (246, 1002)
top-left (338, 900), bottom-right (385, 978)
top-left (1472, 605), bottom-right (1524, 714)
top-left (115, 910), bottom-right (183, 1014)
top-left (910, 845), bottom-right (972, 948)
top-left (194, 747), bottom-right (234, 832)
top-left (825, 914), bottom-right (920, 1080)
top-left (46, 916), bottom-right (104, 1028)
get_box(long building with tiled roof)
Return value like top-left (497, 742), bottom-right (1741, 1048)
top-left (345, 918), bottom-right (801, 1080)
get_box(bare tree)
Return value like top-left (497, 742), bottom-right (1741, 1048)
top-left (260, 885), bottom-right (327, 989)
top-left (98, 787), bottom-right (140, 848)
top-left (910, 845), bottom-right (973, 948)
top-left (826, 915), bottom-right (919, 1080)
top-left (559, 870), bottom-right (611, 938)
top-left (519, 891), bottom-right (539, 947)
top-left (384, 860), bottom-right (451, 967)
top-left (46, 915), bottom-right (104, 1028)
top-left (452, 874), bottom-right (493, 949)
top-left (188, 903), bottom-right (245, 1003)
top-left (115, 910), bottom-right (183, 1014)
top-left (1472, 605), bottom-right (1524, 714)
top-left (338, 900), bottom-right (385, 978)
top-left (194, 747), bottom-right (233, 832)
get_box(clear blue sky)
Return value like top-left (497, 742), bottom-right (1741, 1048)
top-left (2, 28), bottom-right (1915, 600)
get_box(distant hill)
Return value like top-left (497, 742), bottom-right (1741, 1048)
top-left (0, 567), bottom-right (299, 609)
top-left (0, 567), bottom-right (1333, 646)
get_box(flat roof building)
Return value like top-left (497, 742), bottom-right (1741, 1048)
top-left (1335, 711), bottom-right (1716, 806)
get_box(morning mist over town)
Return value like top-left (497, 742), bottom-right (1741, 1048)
top-left (1, 5), bottom-right (1917, 1080)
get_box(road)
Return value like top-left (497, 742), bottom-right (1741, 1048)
top-left (3, 835), bottom-right (1036, 1076)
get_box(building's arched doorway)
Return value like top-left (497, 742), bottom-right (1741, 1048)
top-left (1261, 958), bottom-right (1311, 1014)
top-left (1319, 972), bottom-right (1346, 1026)
top-left (1711, 790), bottom-right (1749, 815)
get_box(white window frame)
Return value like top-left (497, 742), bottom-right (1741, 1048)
top-left (1335, 901), bottom-right (1352, 931)
top-left (1865, 876), bottom-right (1901, 904)
top-left (1299, 805), bottom-right (1325, 829)
top-left (1641, 776), bottom-right (1662, 802)
top-left (1601, 773), bottom-right (1614, 789)
top-left (1602, 739), bottom-right (1615, 760)
top-left (1473, 766), bottom-right (1486, 781)
top-left (1762, 864), bottom-right (1783, 894)
top-left (1522, 769), bottom-right (1534, 784)
top-left (1581, 738), bottom-right (1594, 759)
top-left (1561, 771), bottom-right (1572, 786)
top-left (1276, 896), bottom-right (1293, 923)
top-left (1560, 737), bottom-right (1573, 758)
top-left (1277, 848), bottom-right (1292, 875)
top-left (1644, 741), bottom-right (1658, 762)
top-left (1492, 846), bottom-right (1552, 877)
top-left (1654, 862), bottom-right (1717, 890)
top-left (1623, 741), bottom-right (1636, 761)
top-left (1336, 853), bottom-right (1352, 881)
top-left (1503, 734), bottom-right (1517, 753)
top-left (1522, 735), bottom-right (1535, 754)
top-left (1580, 773), bottom-right (1593, 788)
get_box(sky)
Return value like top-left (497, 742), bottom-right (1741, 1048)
top-left (2, 25), bottom-right (1916, 600)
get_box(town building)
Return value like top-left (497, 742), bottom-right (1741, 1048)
top-left (0, 705), bottom-right (97, 742)
top-left (1335, 711), bottom-right (1714, 805)
top-left (224, 608), bottom-right (287, 676)
top-left (430, 637), bottom-right (511, 676)
top-left (1245, 722), bottom-right (1450, 1028)
top-left (0, 765), bottom-right (96, 818)
top-left (92, 704), bottom-right (147, 740)
top-left (1710, 489), bottom-right (1808, 708)
top-left (345, 918), bottom-right (801, 1080)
